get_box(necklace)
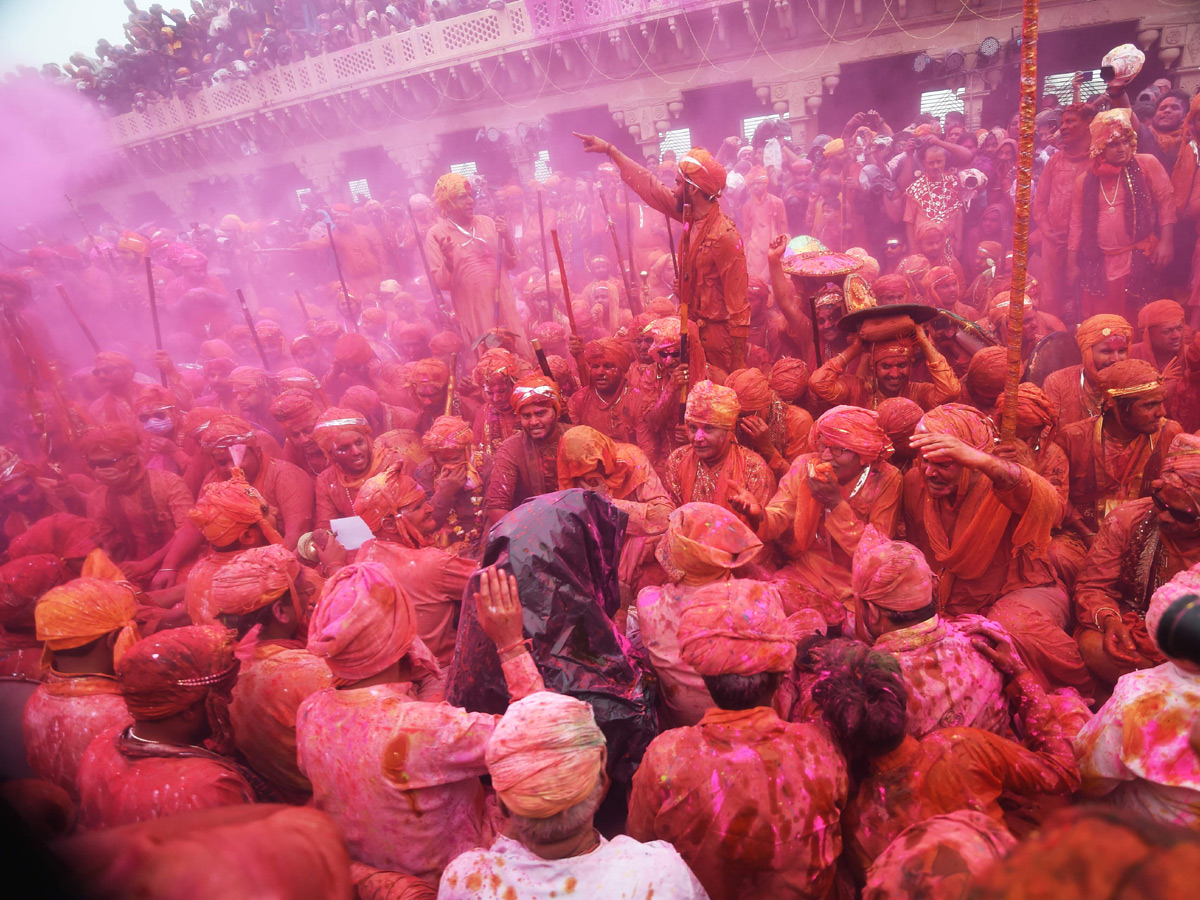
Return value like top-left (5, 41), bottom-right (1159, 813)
top-left (1099, 177), bottom-right (1120, 208)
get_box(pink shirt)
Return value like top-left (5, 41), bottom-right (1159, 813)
top-left (1075, 661), bottom-right (1200, 828)
top-left (296, 653), bottom-right (542, 883)
top-left (629, 582), bottom-right (716, 729)
top-left (873, 615), bottom-right (1009, 738)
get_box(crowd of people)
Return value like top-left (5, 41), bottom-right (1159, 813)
top-left (18, 0), bottom-right (498, 113)
top-left (3, 34), bottom-right (1200, 900)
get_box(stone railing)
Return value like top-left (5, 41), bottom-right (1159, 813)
top-left (108, 0), bottom-right (707, 147)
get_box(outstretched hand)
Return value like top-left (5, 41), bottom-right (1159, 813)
top-left (475, 565), bottom-right (525, 651)
top-left (574, 132), bottom-right (611, 155)
top-left (965, 620), bottom-right (1027, 679)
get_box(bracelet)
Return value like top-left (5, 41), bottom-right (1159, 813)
top-left (1093, 606), bottom-right (1121, 630)
top-left (497, 638), bottom-right (531, 656)
top-left (158, 568), bottom-right (176, 573)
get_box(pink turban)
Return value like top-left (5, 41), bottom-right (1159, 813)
top-left (852, 526), bottom-right (933, 613)
top-left (917, 403), bottom-right (996, 452)
top-left (1159, 432), bottom-right (1200, 500)
top-left (421, 416), bottom-right (473, 453)
top-left (875, 397), bottom-right (924, 436)
top-left (485, 691), bottom-right (606, 819)
top-left (1145, 563), bottom-right (1200, 661)
top-left (116, 624), bottom-right (239, 721)
top-left (811, 405), bottom-right (893, 463)
top-left (203, 544), bottom-right (300, 620)
top-left (677, 578), bottom-right (814, 676)
top-left (307, 562), bottom-right (417, 682)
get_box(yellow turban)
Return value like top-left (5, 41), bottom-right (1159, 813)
top-left (36, 576), bottom-right (140, 664)
top-left (433, 173), bottom-right (471, 214)
top-left (684, 381), bottom-right (739, 429)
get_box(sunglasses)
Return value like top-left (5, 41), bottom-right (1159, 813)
top-left (87, 456), bottom-right (126, 470)
top-left (137, 410), bottom-right (171, 422)
top-left (657, 349), bottom-right (681, 360)
top-left (1152, 490), bottom-right (1200, 524)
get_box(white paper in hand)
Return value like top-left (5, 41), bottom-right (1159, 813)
top-left (330, 516), bottom-right (375, 551)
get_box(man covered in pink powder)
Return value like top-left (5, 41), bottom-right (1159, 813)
top-left (297, 563), bottom-right (545, 886)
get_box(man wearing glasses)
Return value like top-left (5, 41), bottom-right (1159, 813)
top-left (1074, 433), bottom-right (1200, 689)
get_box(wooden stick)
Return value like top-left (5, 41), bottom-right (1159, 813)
top-left (550, 228), bottom-right (578, 336)
top-left (145, 256), bottom-right (168, 387)
top-left (999, 0), bottom-right (1039, 442)
top-left (445, 352), bottom-right (458, 416)
top-left (536, 190), bottom-right (557, 318)
top-left (237, 289), bottom-right (272, 372)
top-left (55, 284), bottom-right (100, 353)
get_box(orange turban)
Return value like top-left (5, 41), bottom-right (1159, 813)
top-left (917, 403), bottom-right (996, 452)
top-left (197, 544), bottom-right (300, 622)
top-left (1002, 383), bottom-right (1059, 432)
top-left (199, 415), bottom-right (258, 453)
top-left (188, 471), bottom-right (283, 547)
top-left (36, 576), bottom-right (140, 663)
top-left (1075, 314), bottom-right (1132, 355)
top-left (410, 358), bottom-right (450, 387)
top-left (313, 407), bottom-right (372, 454)
top-left (433, 172), bottom-right (471, 213)
top-left (276, 368), bottom-right (322, 397)
top-left (307, 562), bottom-right (418, 683)
top-left (656, 502), bottom-right (763, 585)
top-left (871, 338), bottom-right (916, 363)
top-left (922, 265), bottom-right (958, 301)
top-left (485, 691), bottom-right (606, 819)
top-left (79, 424), bottom-right (141, 458)
top-left (474, 348), bottom-right (522, 386)
top-left (872, 274), bottom-right (910, 304)
top-left (510, 375), bottom-right (563, 415)
top-left (875, 397), bottom-right (924, 436)
top-left (270, 390), bottom-right (322, 429)
top-left (0, 554), bottom-right (69, 628)
top-left (678, 578), bottom-right (813, 676)
top-left (1098, 358), bottom-right (1163, 404)
top-left (353, 465), bottom-right (426, 533)
top-left (582, 338), bottom-right (634, 373)
top-left (769, 358), bottom-right (809, 402)
top-left (812, 405), bottom-right (893, 463)
top-left (421, 415), bottom-right (472, 453)
top-left (1089, 108), bottom-right (1135, 158)
top-left (134, 384), bottom-right (176, 415)
top-left (429, 330), bottom-right (464, 356)
top-left (966, 347), bottom-right (1009, 402)
top-left (1159, 432), bottom-right (1200, 498)
top-left (1137, 299), bottom-right (1185, 330)
top-left (725, 368), bottom-right (773, 415)
top-left (685, 381), bottom-right (739, 429)
top-left (332, 334), bottom-right (376, 368)
top-left (93, 351), bottom-right (134, 376)
top-left (117, 624), bottom-right (239, 721)
top-left (228, 366), bottom-right (271, 392)
top-left (556, 426), bottom-right (642, 498)
top-left (647, 316), bottom-right (682, 353)
top-left (852, 526), bottom-right (933, 613)
top-left (678, 147), bottom-right (727, 199)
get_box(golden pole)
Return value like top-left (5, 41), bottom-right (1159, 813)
top-left (1000, 0), bottom-right (1040, 442)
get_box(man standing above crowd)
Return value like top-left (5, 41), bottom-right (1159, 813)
top-left (576, 132), bottom-right (749, 371)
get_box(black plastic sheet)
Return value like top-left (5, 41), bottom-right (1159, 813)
top-left (447, 489), bottom-right (658, 784)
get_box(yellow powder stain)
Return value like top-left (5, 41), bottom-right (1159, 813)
top-left (465, 873), bottom-right (483, 892)
top-left (504, 888), bottom-right (517, 900)
top-left (565, 876), bottom-right (578, 894)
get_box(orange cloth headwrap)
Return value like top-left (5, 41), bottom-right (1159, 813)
top-left (769, 358), bottom-right (810, 402)
top-left (685, 381), bottom-right (739, 428)
top-left (353, 464), bottom-right (427, 534)
top-left (1075, 314), bottom-right (1133, 354)
top-left (510, 375), bottom-right (563, 415)
top-left (1001, 383), bottom-right (1059, 431)
top-left (199, 544), bottom-right (300, 621)
top-left (270, 390), bottom-right (322, 429)
top-left (811, 405), bottom-right (893, 463)
top-left (852, 525), bottom-right (934, 613)
top-left (474, 348), bottom-right (522, 386)
top-left (1159, 432), bottom-right (1200, 500)
top-left (433, 173), bottom-right (472, 214)
top-left (655, 502), bottom-right (763, 585)
top-left (678, 578), bottom-right (816, 676)
top-left (421, 415), bottom-right (472, 453)
top-left (37, 576), bottom-right (140, 663)
top-left (725, 368), bottom-right (773, 414)
top-left (485, 691), bottom-right (606, 819)
top-left (1137, 299), bottom-right (1185, 330)
top-left (312, 407), bottom-right (372, 454)
top-left (556, 426), bottom-right (644, 498)
top-left (875, 397), bottom-right (924, 435)
top-left (116, 624), bottom-right (239, 721)
top-left (917, 402), bottom-right (996, 452)
top-left (678, 147), bottom-right (726, 199)
top-left (582, 338), bottom-right (634, 373)
top-left (79, 424), bottom-right (141, 458)
top-left (1098, 358), bottom-right (1164, 404)
top-left (410, 358), bottom-right (450, 387)
top-left (1089, 108), bottom-right (1136, 158)
top-left (188, 470), bottom-right (283, 547)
